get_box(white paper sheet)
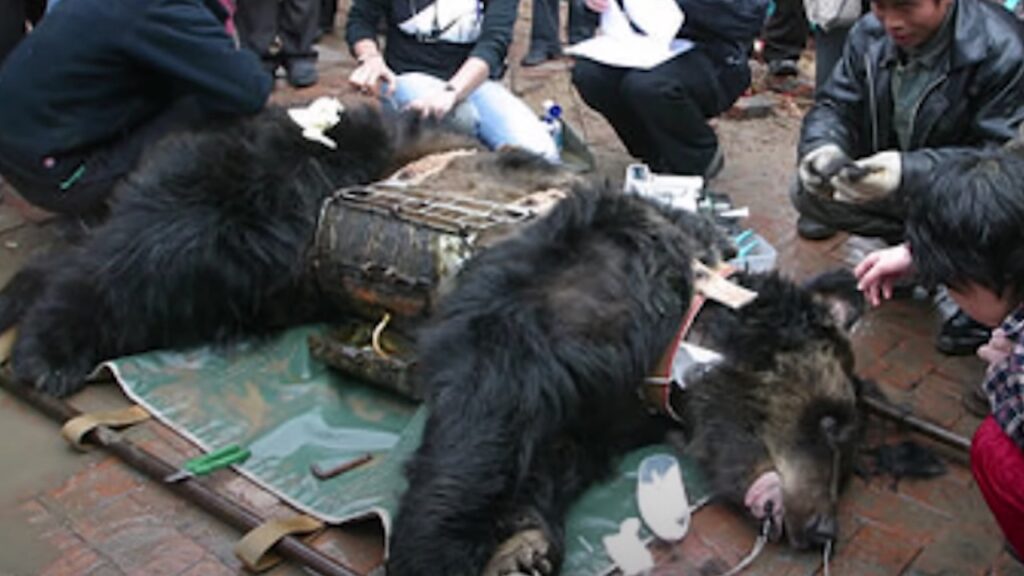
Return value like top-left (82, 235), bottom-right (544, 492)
top-left (565, 0), bottom-right (693, 70)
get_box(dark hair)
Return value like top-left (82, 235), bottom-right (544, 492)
top-left (907, 149), bottom-right (1024, 301)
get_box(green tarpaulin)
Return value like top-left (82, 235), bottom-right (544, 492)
top-left (104, 326), bottom-right (709, 575)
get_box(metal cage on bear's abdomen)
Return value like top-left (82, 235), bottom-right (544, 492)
top-left (305, 149), bottom-right (578, 399)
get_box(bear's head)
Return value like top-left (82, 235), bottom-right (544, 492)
top-left (675, 269), bottom-right (865, 549)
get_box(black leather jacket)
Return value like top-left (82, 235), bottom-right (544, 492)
top-left (799, 0), bottom-right (1024, 196)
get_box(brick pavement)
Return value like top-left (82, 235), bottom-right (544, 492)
top-left (1, 2), bottom-right (1023, 574)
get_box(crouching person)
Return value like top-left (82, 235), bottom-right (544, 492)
top-left (570, 0), bottom-right (766, 178)
top-left (345, 0), bottom-right (559, 162)
top-left (0, 0), bottom-right (273, 223)
top-left (855, 150), bottom-right (1024, 560)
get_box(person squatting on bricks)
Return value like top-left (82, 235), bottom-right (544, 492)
top-left (855, 149), bottom-right (1024, 559)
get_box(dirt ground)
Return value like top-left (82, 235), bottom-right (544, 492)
top-left (0, 1), bottom-right (1022, 575)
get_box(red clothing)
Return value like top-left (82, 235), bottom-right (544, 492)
top-left (971, 416), bottom-right (1024, 557)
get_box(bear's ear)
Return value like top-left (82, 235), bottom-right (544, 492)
top-left (803, 269), bottom-right (865, 333)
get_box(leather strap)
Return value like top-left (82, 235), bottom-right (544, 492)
top-left (60, 405), bottom-right (151, 450)
top-left (234, 514), bottom-right (325, 572)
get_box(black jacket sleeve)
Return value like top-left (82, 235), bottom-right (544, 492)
top-left (345, 0), bottom-right (388, 50)
top-left (130, 0), bottom-right (272, 115)
top-left (468, 0), bottom-right (518, 75)
top-left (798, 18), bottom-right (873, 160)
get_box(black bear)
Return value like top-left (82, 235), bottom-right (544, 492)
top-left (388, 188), bottom-right (864, 575)
top-left (0, 103), bottom-right (456, 396)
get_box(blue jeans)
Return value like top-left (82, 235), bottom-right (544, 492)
top-left (385, 72), bottom-right (559, 163)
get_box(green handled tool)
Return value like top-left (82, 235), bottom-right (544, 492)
top-left (164, 444), bottom-right (250, 482)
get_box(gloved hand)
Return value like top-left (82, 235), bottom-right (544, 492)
top-left (798, 144), bottom-right (852, 196)
top-left (831, 151), bottom-right (902, 203)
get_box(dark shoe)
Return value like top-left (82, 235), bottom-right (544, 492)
top-left (286, 58), bottom-right (318, 88)
top-left (767, 59), bottom-right (799, 77)
top-left (703, 146), bottom-right (725, 180)
top-left (796, 215), bottom-right (837, 241)
top-left (961, 386), bottom-right (990, 418)
top-left (520, 48), bottom-right (562, 67)
top-left (936, 310), bottom-right (991, 356)
top-left (261, 56), bottom-right (279, 79)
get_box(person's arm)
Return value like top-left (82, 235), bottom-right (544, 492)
top-left (853, 243), bottom-right (914, 307)
top-left (465, 0), bottom-right (518, 79)
top-left (406, 0), bottom-right (516, 119)
top-left (798, 17), bottom-right (874, 160)
top-left (405, 56), bottom-right (489, 118)
top-left (345, 0), bottom-right (397, 96)
top-left (129, 0), bottom-right (272, 115)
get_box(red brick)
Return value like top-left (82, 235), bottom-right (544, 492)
top-left (37, 538), bottom-right (105, 576)
top-left (910, 377), bottom-right (963, 428)
top-left (689, 503), bottom-right (758, 561)
top-left (70, 492), bottom-right (152, 544)
top-left (825, 524), bottom-right (922, 576)
top-left (991, 549), bottom-right (1024, 576)
top-left (123, 534), bottom-right (205, 576)
top-left (934, 354), bottom-right (986, 386)
top-left (905, 524), bottom-right (1001, 576)
top-left (217, 476), bottom-right (279, 514)
top-left (177, 510), bottom-right (247, 570)
top-left (838, 482), bottom-right (944, 547)
top-left (179, 557), bottom-right (237, 576)
top-left (48, 457), bottom-right (144, 515)
top-left (311, 523), bottom-right (387, 574)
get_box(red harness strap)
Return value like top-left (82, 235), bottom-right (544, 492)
top-left (643, 263), bottom-right (737, 419)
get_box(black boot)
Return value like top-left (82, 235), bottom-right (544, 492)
top-left (936, 310), bottom-right (991, 356)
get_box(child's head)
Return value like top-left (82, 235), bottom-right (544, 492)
top-left (908, 149), bottom-right (1024, 326)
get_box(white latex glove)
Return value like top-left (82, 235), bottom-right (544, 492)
top-left (287, 97), bottom-right (345, 148)
top-left (798, 144), bottom-right (851, 196)
top-left (831, 151), bottom-right (902, 202)
top-left (745, 471), bottom-right (785, 540)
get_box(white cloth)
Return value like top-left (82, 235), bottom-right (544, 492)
top-left (565, 0), bottom-right (693, 70)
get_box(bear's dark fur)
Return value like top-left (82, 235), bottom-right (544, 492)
top-left (0, 104), bottom-right (449, 396)
top-left (388, 188), bottom-right (864, 575)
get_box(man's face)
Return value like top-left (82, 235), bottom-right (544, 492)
top-left (871, 0), bottom-right (953, 48)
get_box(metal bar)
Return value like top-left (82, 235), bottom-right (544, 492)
top-left (861, 394), bottom-right (971, 453)
top-left (0, 374), bottom-right (364, 576)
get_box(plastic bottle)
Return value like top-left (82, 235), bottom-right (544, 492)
top-left (541, 99), bottom-right (564, 153)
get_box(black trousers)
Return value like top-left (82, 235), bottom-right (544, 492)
top-left (0, 98), bottom-right (204, 216)
top-left (526, 0), bottom-right (598, 54)
top-left (762, 0), bottom-right (809, 64)
top-left (572, 48), bottom-right (748, 176)
top-left (236, 0), bottom-right (319, 61)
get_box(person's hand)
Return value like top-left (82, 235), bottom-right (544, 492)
top-left (348, 54), bottom-right (396, 97)
top-left (854, 244), bottom-right (913, 307)
top-left (405, 87), bottom-right (459, 119)
top-left (831, 151), bottom-right (901, 203)
top-left (584, 0), bottom-right (610, 12)
top-left (798, 144), bottom-right (852, 197)
top-left (745, 471), bottom-right (785, 541)
top-left (978, 328), bottom-right (1013, 367)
